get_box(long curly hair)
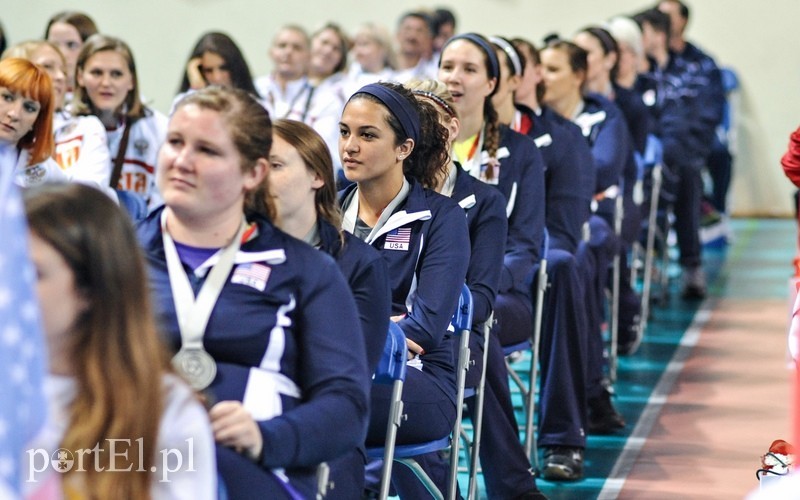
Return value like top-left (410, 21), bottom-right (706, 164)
top-left (348, 81), bottom-right (449, 189)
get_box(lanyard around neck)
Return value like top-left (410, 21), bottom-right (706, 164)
top-left (457, 129), bottom-right (485, 180)
top-left (161, 210), bottom-right (246, 350)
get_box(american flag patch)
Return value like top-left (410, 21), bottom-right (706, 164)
top-left (231, 263), bottom-right (271, 291)
top-left (384, 227), bottom-right (411, 251)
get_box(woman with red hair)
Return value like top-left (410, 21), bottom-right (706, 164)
top-left (0, 57), bottom-right (65, 187)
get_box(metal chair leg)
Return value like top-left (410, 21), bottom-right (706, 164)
top-left (466, 314), bottom-right (492, 500)
top-left (447, 327), bottom-right (471, 500)
top-left (609, 194), bottom-right (624, 382)
top-left (524, 261), bottom-right (547, 468)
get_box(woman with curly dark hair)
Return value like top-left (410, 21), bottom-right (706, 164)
top-left (339, 81), bottom-right (469, 497)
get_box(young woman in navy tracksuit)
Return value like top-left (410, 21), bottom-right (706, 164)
top-left (574, 26), bottom-right (651, 353)
top-left (409, 77), bottom-right (553, 498)
top-left (406, 79), bottom-right (507, 368)
top-left (492, 36), bottom-right (598, 482)
top-left (249, 118), bottom-right (390, 499)
top-left (338, 81), bottom-right (470, 497)
top-left (438, 33), bottom-right (545, 344)
top-left (437, 34), bottom-right (554, 494)
top-left (542, 39), bottom-right (632, 435)
top-left (138, 87), bottom-right (369, 499)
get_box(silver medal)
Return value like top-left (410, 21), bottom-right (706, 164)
top-left (172, 348), bottom-right (217, 390)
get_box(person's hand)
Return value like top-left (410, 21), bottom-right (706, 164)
top-left (186, 57), bottom-right (206, 90)
top-left (209, 400), bottom-right (263, 461)
top-left (406, 338), bottom-right (424, 360)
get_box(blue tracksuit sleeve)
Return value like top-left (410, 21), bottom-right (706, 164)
top-left (537, 113), bottom-right (594, 255)
top-left (658, 94), bottom-right (699, 168)
top-left (398, 198), bottom-right (470, 353)
top-left (587, 103), bottom-right (630, 194)
top-left (258, 256), bottom-right (369, 469)
top-left (498, 130), bottom-right (545, 294)
top-left (465, 182), bottom-right (507, 325)
top-left (546, 149), bottom-right (592, 254)
top-left (346, 241), bottom-right (391, 372)
top-left (319, 221), bottom-right (391, 374)
top-left (613, 85), bottom-right (653, 156)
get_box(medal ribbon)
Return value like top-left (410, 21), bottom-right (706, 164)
top-left (161, 210), bottom-right (246, 352)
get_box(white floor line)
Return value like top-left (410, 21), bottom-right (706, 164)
top-left (597, 299), bottom-right (716, 500)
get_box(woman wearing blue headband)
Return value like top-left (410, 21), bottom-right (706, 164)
top-left (439, 32), bottom-right (545, 333)
top-left (339, 81), bottom-right (470, 497)
top-left (439, 34), bottom-right (548, 495)
top-left (489, 34), bottom-right (599, 486)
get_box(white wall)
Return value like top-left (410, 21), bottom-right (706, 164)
top-left (4, 0), bottom-right (799, 215)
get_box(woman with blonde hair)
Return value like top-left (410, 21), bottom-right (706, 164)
top-left (343, 22), bottom-right (396, 97)
top-left (73, 34), bottom-right (167, 207)
top-left (23, 182), bottom-right (216, 499)
top-left (139, 86), bottom-right (369, 499)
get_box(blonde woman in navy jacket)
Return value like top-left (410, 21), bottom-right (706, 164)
top-left (339, 81), bottom-right (469, 497)
top-left (138, 87), bottom-right (369, 499)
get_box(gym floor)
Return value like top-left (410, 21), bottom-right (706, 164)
top-left (462, 218), bottom-right (796, 500)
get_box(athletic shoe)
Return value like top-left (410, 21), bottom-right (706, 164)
top-left (588, 388), bottom-right (625, 434)
top-left (681, 265), bottom-right (707, 300)
top-left (541, 447), bottom-right (584, 481)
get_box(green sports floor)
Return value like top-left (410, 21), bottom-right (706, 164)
top-left (454, 218), bottom-right (797, 500)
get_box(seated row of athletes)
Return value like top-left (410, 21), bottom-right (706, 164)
top-left (7, 3), bottom-right (726, 499)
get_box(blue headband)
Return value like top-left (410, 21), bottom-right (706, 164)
top-left (355, 83), bottom-right (420, 144)
top-left (446, 33), bottom-right (500, 81)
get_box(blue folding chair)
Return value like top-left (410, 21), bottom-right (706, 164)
top-left (369, 322), bottom-right (408, 500)
top-left (448, 284), bottom-right (474, 499)
top-left (367, 284), bottom-right (473, 500)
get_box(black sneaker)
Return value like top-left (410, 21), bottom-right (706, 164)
top-left (588, 389), bottom-right (625, 434)
top-left (541, 447), bottom-right (584, 481)
top-left (681, 265), bottom-right (707, 300)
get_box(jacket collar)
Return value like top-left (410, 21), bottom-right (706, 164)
top-left (340, 177), bottom-right (433, 244)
